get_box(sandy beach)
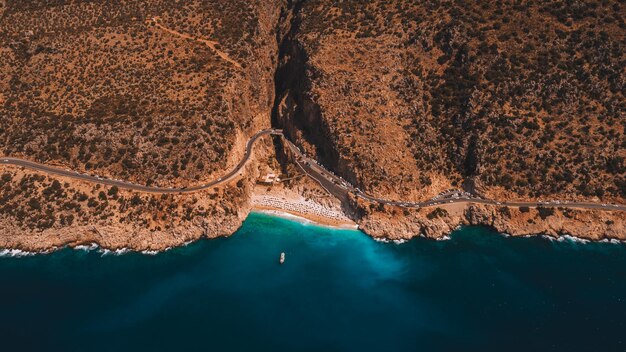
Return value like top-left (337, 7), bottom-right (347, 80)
top-left (251, 187), bottom-right (358, 229)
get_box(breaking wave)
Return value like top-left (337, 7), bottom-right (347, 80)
top-left (373, 238), bottom-right (408, 244)
top-left (599, 238), bottom-right (625, 245)
top-left (100, 248), bottom-right (131, 256)
top-left (74, 243), bottom-right (99, 252)
top-left (0, 249), bottom-right (38, 257)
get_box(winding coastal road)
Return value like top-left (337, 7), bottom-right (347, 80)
top-left (0, 129), bottom-right (281, 194)
top-left (1, 129), bottom-right (625, 212)
top-left (281, 137), bottom-right (626, 212)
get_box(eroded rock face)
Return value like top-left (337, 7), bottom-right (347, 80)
top-left (357, 202), bottom-right (625, 241)
top-left (0, 159), bottom-right (260, 251)
top-left (0, 212), bottom-right (245, 252)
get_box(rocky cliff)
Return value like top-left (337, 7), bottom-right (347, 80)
top-left (356, 200), bottom-right (625, 242)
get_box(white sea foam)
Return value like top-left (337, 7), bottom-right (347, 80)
top-left (77, 240), bottom-right (191, 256)
top-left (541, 234), bottom-right (595, 244)
top-left (541, 235), bottom-right (557, 242)
top-left (561, 235), bottom-right (590, 244)
top-left (142, 241), bottom-right (193, 255)
top-left (372, 237), bottom-right (408, 244)
top-left (0, 248), bottom-right (37, 257)
top-left (140, 250), bottom-right (160, 255)
top-left (100, 248), bottom-right (131, 256)
top-left (141, 246), bottom-right (173, 255)
top-left (74, 243), bottom-right (99, 252)
top-left (113, 248), bottom-right (131, 255)
top-left (436, 235), bottom-right (451, 241)
top-left (600, 238), bottom-right (624, 244)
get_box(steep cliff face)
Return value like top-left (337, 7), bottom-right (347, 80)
top-left (271, 1), bottom-right (350, 184)
top-left (356, 201), bottom-right (625, 242)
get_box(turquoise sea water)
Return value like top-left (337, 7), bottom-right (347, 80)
top-left (1, 212), bottom-right (625, 351)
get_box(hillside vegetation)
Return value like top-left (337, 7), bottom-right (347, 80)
top-left (276, 0), bottom-right (624, 202)
top-left (0, 0), bottom-right (282, 233)
top-left (0, 0), bottom-right (277, 187)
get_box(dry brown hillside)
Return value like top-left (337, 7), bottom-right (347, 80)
top-left (0, 0), bottom-right (283, 235)
top-left (274, 0), bottom-right (625, 203)
top-left (0, 0), bottom-right (278, 187)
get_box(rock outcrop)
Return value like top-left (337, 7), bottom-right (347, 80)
top-left (357, 201), bottom-right (625, 241)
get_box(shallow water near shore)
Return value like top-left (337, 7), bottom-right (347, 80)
top-left (1, 212), bottom-right (625, 351)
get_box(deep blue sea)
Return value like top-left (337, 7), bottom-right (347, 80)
top-left (1, 212), bottom-right (625, 351)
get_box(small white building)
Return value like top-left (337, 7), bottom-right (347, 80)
top-left (258, 173), bottom-right (280, 184)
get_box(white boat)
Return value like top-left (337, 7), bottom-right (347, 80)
top-left (279, 252), bottom-right (285, 264)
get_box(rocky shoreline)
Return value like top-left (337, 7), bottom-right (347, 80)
top-left (1, 217), bottom-right (624, 259)
top-left (356, 201), bottom-right (626, 243)
top-left (2, 196), bottom-right (624, 257)
top-left (1, 155), bottom-right (624, 255)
